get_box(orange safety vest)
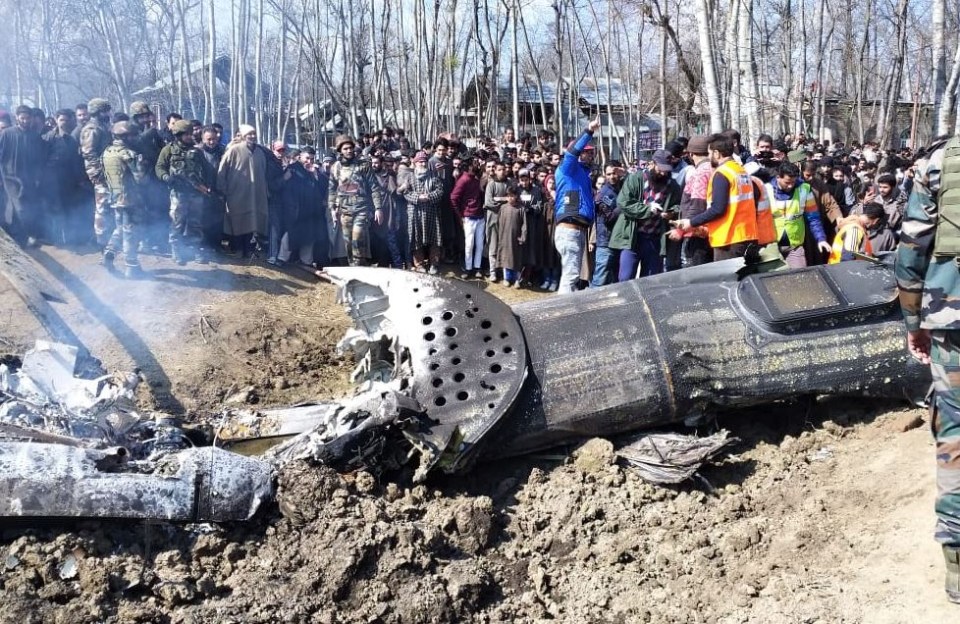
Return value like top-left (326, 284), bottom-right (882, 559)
top-left (705, 160), bottom-right (759, 247)
top-left (751, 177), bottom-right (778, 245)
top-left (828, 221), bottom-right (873, 264)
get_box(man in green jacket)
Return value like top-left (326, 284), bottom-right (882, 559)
top-left (610, 150), bottom-right (682, 281)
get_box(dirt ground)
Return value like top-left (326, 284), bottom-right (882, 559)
top-left (0, 245), bottom-right (955, 623)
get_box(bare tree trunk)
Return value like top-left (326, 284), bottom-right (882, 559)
top-left (510, 0), bottom-right (519, 135)
top-left (97, 5), bottom-right (131, 107)
top-left (941, 40), bottom-right (960, 136)
top-left (932, 0), bottom-right (947, 132)
top-left (240, 0), bottom-right (251, 126)
top-left (208, 0), bottom-right (217, 123)
top-left (369, 0), bottom-right (382, 130)
top-left (414, 0), bottom-right (424, 141)
top-left (778, 0), bottom-right (793, 135)
top-left (738, 0), bottom-right (761, 147)
top-left (855, 0), bottom-right (872, 142)
top-left (553, 0), bottom-right (564, 140)
top-left (659, 18), bottom-right (667, 148)
top-left (810, 0), bottom-right (826, 140)
top-left (570, 3), bottom-right (606, 158)
top-left (275, 0), bottom-right (287, 136)
top-left (399, 0), bottom-right (410, 134)
top-left (176, 0), bottom-right (196, 117)
top-left (585, 0), bottom-right (619, 155)
top-left (695, 0), bottom-right (723, 132)
top-left (724, 0), bottom-right (740, 128)
top-left (517, 6), bottom-right (548, 133)
top-left (254, 0), bottom-right (264, 137)
top-left (14, 4), bottom-right (23, 104)
top-left (877, 0), bottom-right (908, 148)
top-left (229, 0), bottom-right (238, 131)
top-left (200, 1), bottom-right (211, 121)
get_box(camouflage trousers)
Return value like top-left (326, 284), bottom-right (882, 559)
top-left (169, 193), bottom-right (206, 262)
top-left (92, 184), bottom-right (114, 247)
top-left (105, 205), bottom-right (144, 267)
top-left (930, 330), bottom-right (960, 547)
top-left (340, 208), bottom-right (371, 265)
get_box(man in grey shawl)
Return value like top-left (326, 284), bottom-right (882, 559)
top-left (217, 124), bottom-right (268, 256)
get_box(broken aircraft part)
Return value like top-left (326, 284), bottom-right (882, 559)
top-left (0, 341), bottom-right (274, 522)
top-left (0, 443), bottom-right (272, 522)
top-left (616, 430), bottom-right (739, 485)
top-left (489, 259), bottom-right (928, 457)
top-left (287, 268), bottom-right (529, 478)
top-left (301, 260), bottom-right (927, 472)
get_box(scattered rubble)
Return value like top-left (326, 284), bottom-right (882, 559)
top-left (0, 341), bottom-right (273, 522)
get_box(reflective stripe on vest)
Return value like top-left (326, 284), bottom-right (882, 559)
top-left (705, 160), bottom-right (758, 247)
top-left (764, 182), bottom-right (809, 247)
top-left (828, 221), bottom-right (873, 264)
top-left (752, 177), bottom-right (778, 245)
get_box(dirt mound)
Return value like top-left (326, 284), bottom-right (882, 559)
top-left (175, 300), bottom-right (352, 415)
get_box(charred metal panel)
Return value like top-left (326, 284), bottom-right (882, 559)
top-left (323, 268), bottom-right (527, 471)
top-left (0, 443), bottom-right (273, 522)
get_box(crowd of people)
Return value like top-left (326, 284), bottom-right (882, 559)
top-left (0, 99), bottom-right (919, 286)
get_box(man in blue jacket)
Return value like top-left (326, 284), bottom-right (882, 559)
top-left (590, 163), bottom-right (622, 287)
top-left (554, 116), bottom-right (600, 294)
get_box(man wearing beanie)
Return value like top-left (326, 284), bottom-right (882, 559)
top-left (674, 133), bottom-right (759, 261)
top-left (670, 134), bottom-right (714, 266)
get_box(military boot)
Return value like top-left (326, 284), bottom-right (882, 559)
top-left (171, 245), bottom-right (188, 266)
top-left (124, 264), bottom-right (145, 280)
top-left (101, 250), bottom-right (116, 271)
top-left (944, 545), bottom-right (960, 603)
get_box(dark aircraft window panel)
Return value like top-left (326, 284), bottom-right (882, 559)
top-left (756, 270), bottom-right (843, 317)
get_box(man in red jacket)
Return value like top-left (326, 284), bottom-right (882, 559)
top-left (450, 160), bottom-right (485, 279)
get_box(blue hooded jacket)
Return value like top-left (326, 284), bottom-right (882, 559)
top-left (554, 131), bottom-right (595, 226)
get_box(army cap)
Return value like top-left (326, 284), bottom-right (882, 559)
top-left (112, 121), bottom-right (135, 136)
top-left (172, 119), bottom-right (193, 135)
top-left (129, 101), bottom-right (151, 117)
top-left (88, 98), bottom-right (111, 115)
top-left (335, 134), bottom-right (355, 151)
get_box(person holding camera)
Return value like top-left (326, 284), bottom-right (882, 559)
top-left (609, 149), bottom-right (682, 280)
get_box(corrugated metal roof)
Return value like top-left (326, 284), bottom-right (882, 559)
top-left (495, 75), bottom-right (639, 107)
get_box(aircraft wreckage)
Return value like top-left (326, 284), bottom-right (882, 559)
top-left (0, 250), bottom-right (931, 522)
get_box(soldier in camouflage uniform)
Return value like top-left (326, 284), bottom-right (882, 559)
top-left (79, 98), bottom-right (113, 248)
top-left (129, 101), bottom-right (169, 252)
top-left (156, 119), bottom-right (212, 264)
top-left (329, 134), bottom-right (384, 265)
top-left (896, 133), bottom-right (960, 603)
top-left (101, 122), bottom-right (147, 277)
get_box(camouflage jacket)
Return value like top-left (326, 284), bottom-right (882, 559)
top-left (329, 157), bottom-right (383, 215)
top-left (156, 140), bottom-right (210, 197)
top-left (102, 139), bottom-right (146, 207)
top-left (896, 137), bottom-right (956, 331)
top-left (79, 119), bottom-right (111, 186)
top-left (133, 125), bottom-right (165, 169)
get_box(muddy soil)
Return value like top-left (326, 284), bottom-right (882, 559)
top-left (0, 246), bottom-right (952, 623)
